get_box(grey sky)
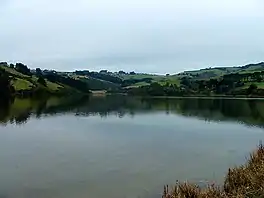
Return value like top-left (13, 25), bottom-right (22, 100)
top-left (0, 0), bottom-right (264, 74)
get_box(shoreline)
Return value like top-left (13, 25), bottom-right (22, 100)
top-left (142, 95), bottom-right (264, 100)
top-left (163, 143), bottom-right (264, 198)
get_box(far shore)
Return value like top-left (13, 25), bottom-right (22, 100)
top-left (101, 93), bottom-right (264, 100)
top-left (141, 95), bottom-right (264, 100)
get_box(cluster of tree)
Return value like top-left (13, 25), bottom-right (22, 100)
top-left (180, 77), bottom-right (241, 94)
top-left (45, 73), bottom-right (89, 93)
top-left (34, 68), bottom-right (47, 87)
top-left (74, 70), bottom-right (90, 76)
top-left (223, 71), bottom-right (264, 83)
top-left (180, 70), bottom-right (264, 96)
top-left (241, 62), bottom-right (264, 70)
top-left (118, 71), bottom-right (136, 75)
top-left (128, 70), bottom-right (264, 97)
top-left (0, 62), bottom-right (9, 67)
top-left (15, 63), bottom-right (32, 76)
top-left (0, 69), bottom-right (14, 101)
top-left (128, 83), bottom-right (186, 96)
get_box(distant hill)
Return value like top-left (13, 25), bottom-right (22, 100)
top-left (178, 62), bottom-right (264, 80)
top-left (72, 70), bottom-right (178, 90)
top-left (2, 61), bottom-right (264, 97)
top-left (0, 62), bottom-right (90, 97)
top-left (125, 62), bottom-right (264, 97)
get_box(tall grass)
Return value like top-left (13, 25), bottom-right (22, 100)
top-left (163, 143), bottom-right (264, 198)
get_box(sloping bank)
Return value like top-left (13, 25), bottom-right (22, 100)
top-left (163, 144), bottom-right (264, 198)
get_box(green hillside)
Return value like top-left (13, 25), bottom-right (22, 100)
top-left (178, 62), bottom-right (264, 80)
top-left (2, 61), bottom-right (264, 98)
top-left (0, 63), bottom-right (90, 97)
top-left (70, 74), bottom-right (120, 91)
top-left (127, 62), bottom-right (264, 97)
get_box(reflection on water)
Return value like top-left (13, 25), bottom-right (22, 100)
top-left (0, 96), bottom-right (264, 198)
top-left (2, 96), bottom-right (264, 128)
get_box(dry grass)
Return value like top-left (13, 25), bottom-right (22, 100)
top-left (163, 143), bottom-right (264, 198)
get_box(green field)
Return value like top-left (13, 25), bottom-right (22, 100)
top-left (0, 64), bottom-right (86, 95)
top-left (12, 78), bottom-right (34, 90)
top-left (0, 66), bottom-right (30, 78)
top-left (46, 81), bottom-right (63, 91)
top-left (242, 82), bottom-right (264, 89)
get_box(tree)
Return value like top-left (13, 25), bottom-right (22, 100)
top-left (148, 82), bottom-right (165, 96)
top-left (10, 64), bottom-right (14, 69)
top-left (253, 72), bottom-right (262, 82)
top-left (130, 71), bottom-right (136, 75)
top-left (37, 76), bottom-right (47, 87)
top-left (15, 63), bottom-right (32, 76)
top-left (118, 71), bottom-right (126, 74)
top-left (0, 62), bottom-right (8, 67)
top-left (247, 84), bottom-right (257, 95)
top-left (36, 68), bottom-right (42, 76)
top-left (74, 70), bottom-right (90, 75)
top-left (181, 77), bottom-right (191, 87)
top-left (0, 69), bottom-right (14, 100)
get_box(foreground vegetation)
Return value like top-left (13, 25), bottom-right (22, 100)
top-left (163, 143), bottom-right (264, 198)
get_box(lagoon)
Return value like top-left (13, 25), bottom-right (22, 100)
top-left (0, 96), bottom-right (263, 198)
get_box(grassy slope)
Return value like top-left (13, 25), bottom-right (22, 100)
top-left (119, 73), bottom-right (159, 80)
top-left (12, 78), bottom-right (34, 90)
top-left (1, 65), bottom-right (73, 94)
top-left (2, 66), bottom-right (29, 78)
top-left (179, 62), bottom-right (264, 79)
top-left (71, 74), bottom-right (120, 90)
top-left (46, 81), bottom-right (63, 91)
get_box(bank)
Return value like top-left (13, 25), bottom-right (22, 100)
top-left (163, 143), bottom-right (264, 198)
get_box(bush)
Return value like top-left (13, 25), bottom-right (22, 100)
top-left (163, 143), bottom-right (264, 198)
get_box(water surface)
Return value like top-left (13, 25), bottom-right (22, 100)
top-left (0, 96), bottom-right (264, 198)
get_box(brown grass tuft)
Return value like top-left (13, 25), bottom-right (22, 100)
top-left (163, 143), bottom-right (264, 198)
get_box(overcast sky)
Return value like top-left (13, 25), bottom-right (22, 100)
top-left (0, 0), bottom-right (264, 74)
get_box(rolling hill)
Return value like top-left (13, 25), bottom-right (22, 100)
top-left (178, 62), bottom-right (264, 80)
top-left (2, 61), bottom-right (264, 97)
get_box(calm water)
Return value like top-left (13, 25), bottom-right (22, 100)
top-left (0, 96), bottom-right (264, 198)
